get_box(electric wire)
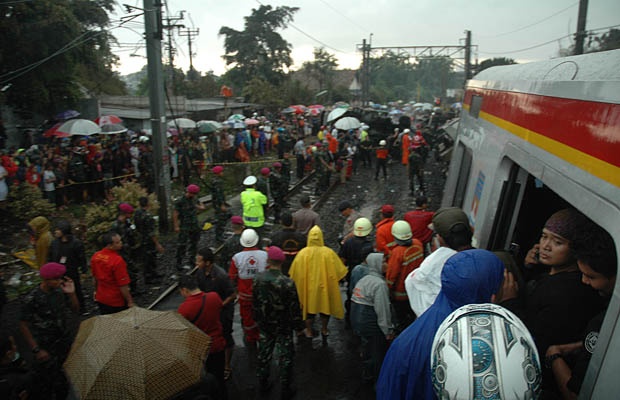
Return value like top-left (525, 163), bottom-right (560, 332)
top-left (478, 2), bottom-right (578, 39)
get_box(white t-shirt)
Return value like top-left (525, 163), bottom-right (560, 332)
top-left (43, 170), bottom-right (56, 192)
top-left (405, 247), bottom-right (457, 317)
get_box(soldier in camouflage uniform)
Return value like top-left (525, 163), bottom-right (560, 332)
top-left (269, 162), bottom-right (287, 224)
top-left (252, 246), bottom-right (303, 398)
top-left (217, 215), bottom-right (245, 270)
top-left (19, 262), bottom-right (79, 399)
top-left (313, 143), bottom-right (331, 195)
top-left (133, 196), bottom-right (165, 283)
top-left (210, 166), bottom-right (230, 242)
top-left (173, 184), bottom-right (206, 270)
top-left (256, 167), bottom-right (271, 220)
top-left (111, 202), bottom-right (141, 291)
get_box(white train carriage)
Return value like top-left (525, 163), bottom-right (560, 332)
top-left (442, 49), bottom-right (620, 398)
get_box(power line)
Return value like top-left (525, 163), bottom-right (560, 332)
top-left (317, 0), bottom-right (367, 34)
top-left (478, 2), bottom-right (578, 39)
top-left (480, 24), bottom-right (620, 55)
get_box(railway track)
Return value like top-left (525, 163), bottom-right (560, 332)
top-left (148, 170), bottom-right (338, 311)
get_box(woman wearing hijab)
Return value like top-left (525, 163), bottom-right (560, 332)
top-left (376, 249), bottom-right (505, 400)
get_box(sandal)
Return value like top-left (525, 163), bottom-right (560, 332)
top-left (224, 367), bottom-right (232, 381)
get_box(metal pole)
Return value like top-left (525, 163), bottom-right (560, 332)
top-left (464, 30), bottom-right (472, 81)
top-left (574, 0), bottom-right (589, 55)
top-left (144, 0), bottom-right (172, 231)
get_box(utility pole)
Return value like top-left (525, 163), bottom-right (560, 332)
top-left (179, 28), bottom-right (200, 75)
top-left (464, 30), bottom-right (472, 81)
top-left (144, 0), bottom-right (172, 231)
top-left (574, 0), bottom-right (589, 55)
top-left (163, 12), bottom-right (185, 95)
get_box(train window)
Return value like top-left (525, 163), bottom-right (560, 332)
top-left (488, 164), bottom-right (521, 251)
top-left (470, 95), bottom-right (483, 119)
top-left (453, 144), bottom-right (472, 208)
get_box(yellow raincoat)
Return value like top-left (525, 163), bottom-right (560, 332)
top-left (27, 216), bottom-right (52, 268)
top-left (289, 225), bottom-right (348, 320)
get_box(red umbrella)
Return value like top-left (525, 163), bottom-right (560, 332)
top-left (43, 122), bottom-right (71, 138)
top-left (289, 105), bottom-right (307, 114)
top-left (94, 115), bottom-right (123, 126)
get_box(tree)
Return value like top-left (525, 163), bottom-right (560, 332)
top-left (367, 51), bottom-right (416, 103)
top-left (412, 57), bottom-right (454, 102)
top-left (301, 47), bottom-right (338, 92)
top-left (477, 57), bottom-right (517, 73)
top-left (0, 0), bottom-right (126, 115)
top-left (218, 5), bottom-right (299, 91)
top-left (587, 28), bottom-right (620, 52)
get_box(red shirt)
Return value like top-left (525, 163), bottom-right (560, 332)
top-left (91, 248), bottom-right (131, 307)
top-left (404, 209), bottom-right (435, 244)
top-left (178, 292), bottom-right (226, 354)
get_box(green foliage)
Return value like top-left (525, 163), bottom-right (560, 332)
top-left (301, 48), bottom-right (339, 91)
top-left (587, 28), bottom-right (620, 53)
top-left (219, 5), bottom-right (299, 89)
top-left (83, 181), bottom-right (158, 252)
top-left (477, 57), bottom-right (517, 73)
top-left (0, 0), bottom-right (125, 115)
top-left (7, 184), bottom-right (56, 222)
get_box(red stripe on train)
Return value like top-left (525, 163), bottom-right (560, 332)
top-left (464, 89), bottom-right (620, 168)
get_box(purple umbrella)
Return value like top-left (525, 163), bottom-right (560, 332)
top-left (55, 110), bottom-right (81, 121)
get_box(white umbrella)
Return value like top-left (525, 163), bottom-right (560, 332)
top-left (326, 107), bottom-right (348, 123)
top-left (56, 119), bottom-right (101, 136)
top-left (334, 116), bottom-right (362, 130)
top-left (167, 118), bottom-right (196, 129)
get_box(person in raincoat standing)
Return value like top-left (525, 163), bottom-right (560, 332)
top-left (289, 225), bottom-right (348, 340)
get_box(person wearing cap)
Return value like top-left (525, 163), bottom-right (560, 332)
top-left (173, 184), bottom-right (206, 270)
top-left (240, 176), bottom-right (267, 237)
top-left (375, 139), bottom-right (389, 180)
top-left (210, 166), bottom-right (230, 242)
top-left (386, 221), bottom-right (424, 332)
top-left (498, 209), bottom-right (606, 393)
top-left (19, 262), bottom-right (78, 399)
top-left (292, 194), bottom-right (320, 236)
top-left (339, 217), bottom-right (375, 324)
top-left (375, 205), bottom-right (396, 255)
top-left (217, 216), bottom-right (245, 271)
top-left (377, 250), bottom-right (505, 400)
top-left (404, 207), bottom-right (473, 318)
top-left (270, 211), bottom-right (307, 277)
top-left (111, 202), bottom-right (140, 291)
top-left (338, 200), bottom-right (361, 244)
top-left (401, 128), bottom-right (411, 166)
top-left (50, 220), bottom-right (88, 313)
top-left (289, 226), bottom-right (348, 340)
top-left (133, 196), bottom-right (165, 283)
top-left (253, 246), bottom-right (303, 397)
top-left (229, 229), bottom-right (268, 347)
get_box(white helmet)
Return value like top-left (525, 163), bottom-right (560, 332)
top-left (243, 175), bottom-right (257, 186)
top-left (353, 217), bottom-right (372, 237)
top-left (240, 229), bottom-right (259, 247)
top-left (379, 139), bottom-right (387, 146)
top-left (431, 303), bottom-right (542, 400)
top-left (391, 220), bottom-right (412, 240)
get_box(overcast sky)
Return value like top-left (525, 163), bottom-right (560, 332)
top-left (111, 0), bottom-right (620, 76)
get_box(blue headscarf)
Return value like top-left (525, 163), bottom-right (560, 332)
top-left (376, 249), bottom-right (505, 400)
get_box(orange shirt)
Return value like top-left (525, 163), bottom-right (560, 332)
top-left (375, 217), bottom-right (395, 255)
top-left (91, 248), bottom-right (131, 307)
top-left (386, 239), bottom-right (424, 301)
top-left (376, 148), bottom-right (389, 159)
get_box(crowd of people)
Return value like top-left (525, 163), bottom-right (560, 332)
top-left (1, 112), bottom-right (617, 400)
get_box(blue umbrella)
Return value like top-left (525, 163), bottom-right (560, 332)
top-left (55, 110), bottom-right (80, 121)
